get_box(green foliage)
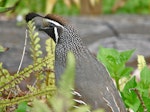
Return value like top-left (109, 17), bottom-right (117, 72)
top-left (15, 102), bottom-right (29, 112)
top-left (0, 0), bottom-right (46, 15)
top-left (102, 0), bottom-right (115, 14)
top-left (58, 52), bottom-right (75, 94)
top-left (0, 0), bottom-right (79, 16)
top-left (1, 15), bottom-right (150, 112)
top-left (31, 99), bottom-right (51, 112)
top-left (0, 86), bottom-right (55, 108)
top-left (31, 52), bottom-right (104, 112)
top-left (2, 0), bottom-right (150, 16)
top-left (117, 0), bottom-right (150, 14)
top-left (122, 77), bottom-right (140, 111)
top-left (28, 20), bottom-right (43, 88)
top-left (53, 0), bottom-right (79, 15)
top-left (97, 47), bottom-right (150, 112)
top-left (44, 38), bottom-right (55, 86)
top-left (102, 0), bottom-right (150, 14)
top-left (97, 46), bottom-right (134, 90)
top-left (0, 20), bottom-right (103, 112)
top-left (122, 66), bottom-right (150, 112)
top-left (28, 20), bottom-right (42, 63)
top-left (0, 6), bottom-right (13, 13)
top-left (0, 62), bottom-right (13, 91)
top-left (49, 52), bottom-right (76, 112)
top-left (0, 20), bottom-right (55, 110)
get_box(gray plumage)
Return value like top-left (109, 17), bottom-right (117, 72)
top-left (25, 13), bottom-right (126, 112)
top-left (55, 25), bottom-right (126, 111)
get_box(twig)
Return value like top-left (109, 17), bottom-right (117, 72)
top-left (130, 88), bottom-right (147, 112)
top-left (17, 29), bottom-right (28, 74)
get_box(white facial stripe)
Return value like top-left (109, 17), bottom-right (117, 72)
top-left (45, 19), bottom-right (64, 29)
top-left (54, 27), bottom-right (59, 43)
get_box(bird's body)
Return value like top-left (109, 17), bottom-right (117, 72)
top-left (25, 13), bottom-right (126, 112)
top-left (55, 25), bottom-right (125, 111)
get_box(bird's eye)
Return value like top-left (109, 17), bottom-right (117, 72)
top-left (49, 23), bottom-right (55, 27)
top-left (43, 19), bottom-right (55, 28)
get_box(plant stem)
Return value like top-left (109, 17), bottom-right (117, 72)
top-left (115, 78), bottom-right (120, 91)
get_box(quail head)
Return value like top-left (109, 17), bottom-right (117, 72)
top-left (25, 13), bottom-right (126, 112)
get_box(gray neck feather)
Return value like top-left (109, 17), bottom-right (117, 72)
top-left (55, 25), bottom-right (86, 81)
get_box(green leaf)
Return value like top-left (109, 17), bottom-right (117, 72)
top-left (28, 20), bottom-right (42, 63)
top-left (120, 49), bottom-right (135, 63)
top-left (97, 47), bottom-right (119, 62)
top-left (122, 77), bottom-right (140, 111)
top-left (35, 44), bottom-right (41, 51)
top-left (142, 96), bottom-right (150, 111)
top-left (120, 67), bottom-right (133, 77)
top-left (32, 99), bottom-right (51, 112)
top-left (15, 102), bottom-right (29, 112)
top-left (97, 47), bottom-right (120, 75)
top-left (58, 52), bottom-right (75, 92)
top-left (93, 109), bottom-right (104, 112)
top-left (4, 0), bottom-right (18, 7)
top-left (0, 45), bottom-right (8, 52)
top-left (0, 7), bottom-right (13, 13)
top-left (50, 52), bottom-right (76, 112)
top-left (140, 66), bottom-right (150, 86)
top-left (72, 105), bottom-right (90, 112)
top-left (97, 47), bottom-right (133, 82)
top-left (137, 96), bottom-right (150, 112)
top-left (34, 37), bottom-right (40, 44)
top-left (122, 77), bottom-right (137, 98)
top-left (136, 66), bottom-right (150, 100)
top-left (97, 47), bottom-right (134, 69)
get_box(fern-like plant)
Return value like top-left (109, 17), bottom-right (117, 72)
top-left (0, 20), bottom-right (55, 110)
top-left (31, 52), bottom-right (104, 112)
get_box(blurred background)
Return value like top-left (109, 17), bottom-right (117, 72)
top-left (1, 0), bottom-right (150, 17)
top-left (1, 0), bottom-right (150, 73)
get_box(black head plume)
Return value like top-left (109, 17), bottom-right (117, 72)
top-left (25, 12), bottom-right (42, 22)
top-left (25, 13), bottom-right (66, 43)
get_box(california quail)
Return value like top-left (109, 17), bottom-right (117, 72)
top-left (25, 13), bottom-right (126, 112)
